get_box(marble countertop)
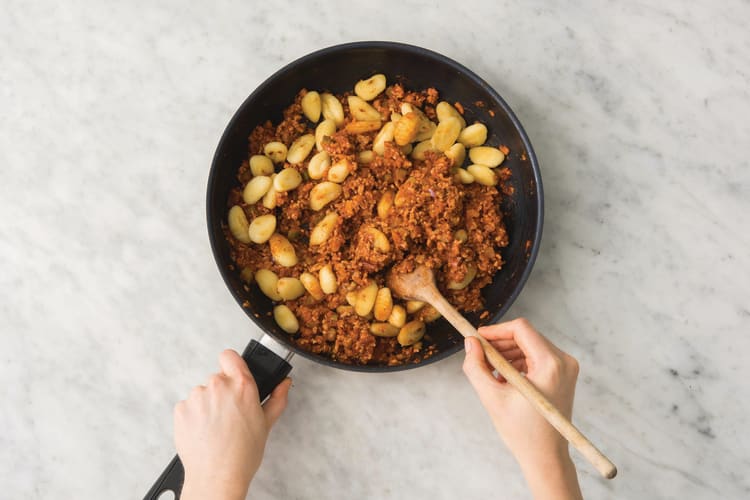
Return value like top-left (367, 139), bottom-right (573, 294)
top-left (3, 1), bottom-right (749, 498)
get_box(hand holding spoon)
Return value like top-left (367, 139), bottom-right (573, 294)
top-left (387, 264), bottom-right (617, 479)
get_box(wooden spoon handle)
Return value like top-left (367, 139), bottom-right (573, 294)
top-left (427, 292), bottom-right (617, 479)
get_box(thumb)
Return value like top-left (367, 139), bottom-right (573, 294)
top-left (462, 337), bottom-right (502, 396)
top-left (263, 378), bottom-right (292, 428)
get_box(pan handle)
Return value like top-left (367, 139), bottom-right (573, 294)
top-left (143, 338), bottom-right (293, 500)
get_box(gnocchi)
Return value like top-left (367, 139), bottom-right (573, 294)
top-left (447, 265), bottom-right (478, 290)
top-left (369, 322), bottom-right (399, 337)
top-left (347, 95), bottom-right (381, 121)
top-left (286, 134), bottom-right (315, 164)
top-left (308, 151), bottom-right (331, 180)
top-left (469, 146), bottom-right (505, 168)
top-left (243, 175), bottom-right (272, 204)
top-left (372, 122), bottom-right (395, 156)
top-left (264, 141), bottom-right (288, 164)
top-left (431, 117), bottom-right (462, 151)
top-left (300, 272), bottom-right (325, 301)
top-left (357, 150), bottom-right (375, 164)
top-left (273, 168), bottom-right (303, 192)
top-left (344, 120), bottom-right (382, 134)
top-left (309, 212), bottom-right (339, 246)
top-left (301, 91), bottom-right (321, 122)
top-left (309, 181), bottom-right (342, 211)
top-left (354, 73), bottom-right (386, 101)
top-left (319, 265), bottom-right (338, 294)
top-left (269, 233), bottom-right (298, 267)
top-left (261, 174), bottom-right (278, 209)
top-left (454, 168), bottom-right (474, 184)
top-left (436, 101), bottom-right (466, 129)
top-left (248, 214), bottom-right (276, 244)
top-left (373, 287), bottom-right (393, 321)
top-left (256, 269), bottom-right (282, 301)
top-left (387, 305), bottom-right (407, 328)
top-left (249, 154), bottom-right (274, 176)
top-left (458, 123), bottom-right (488, 148)
top-left (321, 93), bottom-right (345, 127)
top-left (228, 75), bottom-right (513, 366)
top-left (355, 281), bottom-right (378, 317)
top-left (277, 277), bottom-right (305, 301)
top-left (274, 305), bottom-right (299, 333)
top-left (398, 321), bottom-right (426, 346)
top-left (315, 119), bottom-right (336, 151)
top-left (467, 164), bottom-right (498, 186)
top-left (365, 227), bottom-right (390, 253)
top-left (393, 111), bottom-right (421, 145)
top-left (444, 143), bottom-right (466, 167)
top-left (327, 159), bottom-right (352, 183)
top-left (228, 205), bottom-right (251, 244)
top-left (377, 191), bottom-right (395, 218)
top-left (411, 139), bottom-right (435, 160)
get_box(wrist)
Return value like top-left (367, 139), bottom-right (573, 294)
top-left (517, 447), bottom-right (582, 500)
top-left (515, 438), bottom-right (570, 472)
top-left (181, 475), bottom-right (249, 500)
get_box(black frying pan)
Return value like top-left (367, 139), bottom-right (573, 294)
top-left (145, 41), bottom-right (543, 499)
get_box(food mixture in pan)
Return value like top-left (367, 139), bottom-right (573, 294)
top-left (225, 74), bottom-right (511, 366)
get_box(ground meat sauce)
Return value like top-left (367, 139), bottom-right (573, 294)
top-left (226, 84), bottom-right (509, 366)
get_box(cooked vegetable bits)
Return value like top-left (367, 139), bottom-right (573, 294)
top-left (226, 76), bottom-right (511, 365)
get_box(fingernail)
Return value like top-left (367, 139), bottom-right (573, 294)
top-left (464, 337), bottom-right (472, 353)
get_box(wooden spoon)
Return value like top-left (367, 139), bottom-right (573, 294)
top-left (387, 265), bottom-right (617, 479)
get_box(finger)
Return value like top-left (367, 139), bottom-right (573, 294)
top-left (477, 323), bottom-right (517, 340)
top-left (206, 372), bottom-right (228, 388)
top-left (219, 349), bottom-right (252, 380)
top-left (173, 400), bottom-right (187, 420)
top-left (480, 318), bottom-right (553, 362)
top-left (498, 347), bottom-right (524, 362)
top-left (511, 358), bottom-right (528, 374)
top-left (189, 384), bottom-right (207, 398)
top-left (185, 385), bottom-right (207, 408)
top-left (487, 339), bottom-right (518, 352)
top-left (462, 337), bottom-right (502, 394)
top-left (263, 378), bottom-right (292, 428)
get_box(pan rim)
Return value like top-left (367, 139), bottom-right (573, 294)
top-left (206, 41), bottom-right (544, 372)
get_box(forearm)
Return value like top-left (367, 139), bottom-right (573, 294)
top-left (518, 449), bottom-right (582, 500)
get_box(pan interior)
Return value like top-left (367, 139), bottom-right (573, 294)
top-left (207, 42), bottom-right (542, 372)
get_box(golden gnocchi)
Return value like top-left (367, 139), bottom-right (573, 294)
top-left (226, 75), bottom-right (512, 366)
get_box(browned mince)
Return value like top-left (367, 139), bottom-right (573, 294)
top-left (226, 86), bottom-right (509, 366)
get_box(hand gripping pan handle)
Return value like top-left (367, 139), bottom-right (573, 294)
top-left (143, 337), bottom-right (292, 500)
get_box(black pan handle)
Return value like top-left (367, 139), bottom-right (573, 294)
top-left (143, 339), bottom-right (293, 500)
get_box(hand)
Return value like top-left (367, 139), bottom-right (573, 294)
top-left (174, 349), bottom-right (292, 500)
top-left (463, 318), bottom-right (582, 500)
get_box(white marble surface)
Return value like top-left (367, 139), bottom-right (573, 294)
top-left (2, 0), bottom-right (749, 498)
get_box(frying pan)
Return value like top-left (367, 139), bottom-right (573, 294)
top-left (145, 41), bottom-right (543, 499)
